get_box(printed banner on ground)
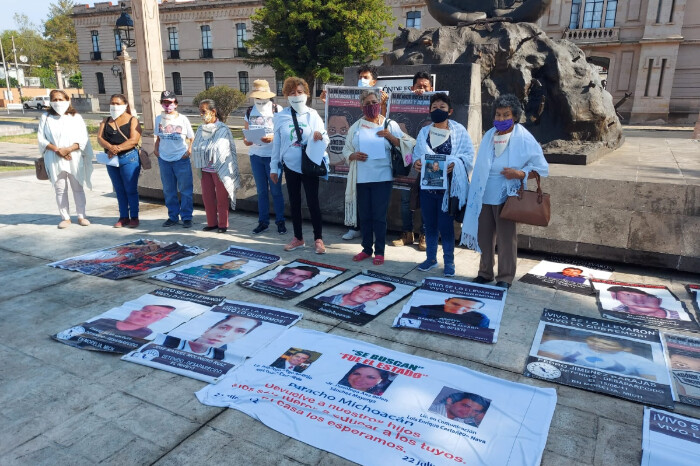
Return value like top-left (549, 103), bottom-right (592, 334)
top-left (239, 259), bottom-right (347, 300)
top-left (325, 86), bottom-right (372, 175)
top-left (196, 327), bottom-right (557, 466)
top-left (661, 333), bottom-right (700, 406)
top-left (49, 239), bottom-right (206, 280)
top-left (52, 288), bottom-right (223, 354)
top-left (151, 246), bottom-right (281, 292)
top-left (392, 278), bottom-right (506, 344)
top-left (642, 407), bottom-right (700, 466)
top-left (298, 271), bottom-right (419, 325)
top-left (519, 259), bottom-right (613, 295)
top-left (524, 309), bottom-right (674, 408)
top-left (687, 284), bottom-right (700, 313)
top-left (122, 301), bottom-right (302, 383)
top-left (592, 280), bottom-right (699, 332)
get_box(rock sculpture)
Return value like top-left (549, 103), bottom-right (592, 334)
top-left (425, 0), bottom-right (552, 25)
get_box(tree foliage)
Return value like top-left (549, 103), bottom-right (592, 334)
top-left (247, 0), bottom-right (394, 97)
top-left (43, 0), bottom-right (79, 75)
top-left (68, 72), bottom-right (82, 89)
top-left (192, 86), bottom-right (248, 123)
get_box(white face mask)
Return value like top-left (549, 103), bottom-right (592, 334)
top-left (110, 104), bottom-right (128, 120)
top-left (358, 78), bottom-right (371, 87)
top-left (50, 101), bottom-right (70, 115)
top-left (287, 94), bottom-right (307, 113)
top-left (254, 98), bottom-right (271, 112)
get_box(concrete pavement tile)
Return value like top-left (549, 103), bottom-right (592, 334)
top-left (542, 428), bottom-right (596, 464)
top-left (0, 434), bottom-right (93, 466)
top-left (541, 450), bottom-right (592, 466)
top-left (593, 417), bottom-right (643, 466)
top-left (100, 437), bottom-right (168, 465)
top-left (549, 405), bottom-right (598, 439)
top-left (150, 425), bottom-right (254, 465)
top-left (555, 385), bottom-right (643, 426)
top-left (45, 417), bottom-right (138, 462)
top-left (314, 451), bottom-right (357, 466)
top-left (0, 262), bottom-right (77, 301)
top-left (207, 409), bottom-right (289, 450)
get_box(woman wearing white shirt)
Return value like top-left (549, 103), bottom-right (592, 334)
top-left (270, 77), bottom-right (329, 254)
top-left (37, 89), bottom-right (94, 229)
top-left (342, 89), bottom-right (412, 266)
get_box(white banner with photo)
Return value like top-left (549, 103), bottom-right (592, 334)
top-left (196, 327), bottom-right (557, 466)
top-left (642, 407), bottom-right (700, 466)
top-left (238, 259), bottom-right (347, 300)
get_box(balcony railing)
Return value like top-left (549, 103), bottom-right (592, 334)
top-left (113, 50), bottom-right (123, 59)
top-left (199, 48), bottom-right (213, 59)
top-left (234, 47), bottom-right (249, 58)
top-left (90, 51), bottom-right (102, 60)
top-left (167, 49), bottom-right (180, 59)
top-left (564, 27), bottom-right (620, 44)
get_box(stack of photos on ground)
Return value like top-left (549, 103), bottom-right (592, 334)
top-left (123, 301), bottom-right (302, 383)
top-left (49, 239), bottom-right (206, 280)
top-left (642, 407), bottom-right (700, 466)
top-left (298, 270), bottom-right (419, 325)
top-left (196, 327), bottom-right (557, 466)
top-left (519, 258), bottom-right (613, 295)
top-left (238, 259), bottom-right (347, 299)
top-left (591, 280), bottom-right (699, 332)
top-left (524, 309), bottom-right (674, 408)
top-left (661, 333), bottom-right (700, 406)
top-left (152, 245), bottom-right (281, 292)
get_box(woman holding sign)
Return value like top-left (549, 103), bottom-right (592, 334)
top-left (342, 89), bottom-right (414, 266)
top-left (413, 93), bottom-right (474, 277)
top-left (461, 94), bottom-right (549, 289)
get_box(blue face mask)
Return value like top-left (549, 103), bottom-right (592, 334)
top-left (358, 78), bottom-right (371, 87)
top-left (430, 109), bottom-right (449, 123)
top-left (494, 119), bottom-right (514, 132)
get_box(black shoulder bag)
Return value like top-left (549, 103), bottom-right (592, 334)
top-left (385, 118), bottom-right (410, 177)
top-left (291, 108), bottom-right (327, 177)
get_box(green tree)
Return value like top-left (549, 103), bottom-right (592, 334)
top-left (68, 71), bottom-right (82, 89)
top-left (192, 86), bottom-right (247, 123)
top-left (1, 15), bottom-right (49, 76)
top-left (43, 0), bottom-right (79, 74)
top-left (247, 0), bottom-right (394, 99)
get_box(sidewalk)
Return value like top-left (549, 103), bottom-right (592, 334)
top-left (0, 148), bottom-right (699, 465)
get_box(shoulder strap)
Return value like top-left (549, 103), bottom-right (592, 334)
top-left (246, 106), bottom-right (253, 120)
top-left (290, 108), bottom-right (303, 144)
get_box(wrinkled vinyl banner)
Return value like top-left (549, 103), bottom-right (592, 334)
top-left (642, 407), bottom-right (700, 466)
top-left (197, 328), bottom-right (556, 466)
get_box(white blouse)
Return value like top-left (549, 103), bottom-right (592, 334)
top-left (37, 112), bottom-right (94, 188)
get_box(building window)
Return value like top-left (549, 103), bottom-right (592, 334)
top-left (91, 30), bottom-right (100, 52)
top-left (581, 0), bottom-right (604, 29)
top-left (644, 58), bottom-right (654, 97)
top-left (204, 71), bottom-right (214, 90)
top-left (657, 58), bottom-right (667, 97)
top-left (236, 23), bottom-right (247, 48)
top-left (168, 27), bottom-right (179, 51)
top-left (276, 72), bottom-right (284, 96)
top-left (114, 31), bottom-right (122, 53)
top-left (406, 11), bottom-right (421, 29)
top-left (96, 72), bottom-right (105, 94)
top-left (201, 25), bottom-right (212, 49)
top-left (172, 72), bottom-right (182, 95)
top-left (604, 0), bottom-right (617, 27)
top-left (569, 0), bottom-right (581, 29)
top-left (238, 71), bottom-right (249, 94)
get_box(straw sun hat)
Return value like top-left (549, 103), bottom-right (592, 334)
top-left (248, 80), bottom-right (276, 99)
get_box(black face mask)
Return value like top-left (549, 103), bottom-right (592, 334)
top-left (430, 109), bottom-right (449, 123)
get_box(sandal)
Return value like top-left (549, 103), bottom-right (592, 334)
top-left (373, 255), bottom-right (384, 265)
top-left (353, 251), bottom-right (371, 262)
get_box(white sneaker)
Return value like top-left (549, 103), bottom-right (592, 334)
top-left (342, 229), bottom-right (360, 240)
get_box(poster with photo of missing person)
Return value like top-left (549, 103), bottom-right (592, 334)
top-left (642, 407), bottom-right (700, 466)
top-left (519, 258), bottom-right (613, 295)
top-left (49, 238), bottom-right (206, 280)
top-left (238, 259), bottom-right (347, 300)
top-left (122, 301), bottom-right (302, 383)
top-left (298, 270), bottom-right (419, 325)
top-left (196, 327), bottom-right (557, 466)
top-left (392, 278), bottom-right (507, 344)
top-left (52, 288), bottom-right (224, 354)
top-left (151, 246), bottom-right (281, 293)
top-left (661, 333), bottom-right (700, 407)
top-left (591, 279), bottom-right (699, 332)
top-left (687, 284), bottom-right (700, 313)
top-left (524, 309), bottom-right (674, 408)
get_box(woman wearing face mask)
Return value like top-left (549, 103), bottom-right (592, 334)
top-left (154, 90), bottom-right (195, 228)
top-left (413, 93), bottom-right (474, 277)
top-left (269, 77), bottom-right (329, 254)
top-left (342, 89), bottom-right (413, 266)
top-left (97, 94), bottom-right (143, 228)
top-left (191, 99), bottom-right (240, 233)
top-left (242, 80), bottom-right (286, 235)
top-left (37, 89), bottom-right (94, 229)
top-left (461, 94), bottom-right (549, 289)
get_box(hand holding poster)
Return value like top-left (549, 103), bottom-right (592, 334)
top-left (298, 270), bottom-right (419, 325)
top-left (152, 246), bottom-right (281, 292)
top-left (393, 278), bottom-right (506, 343)
top-left (122, 300), bottom-right (302, 383)
top-left (325, 86), bottom-right (376, 174)
top-left (421, 152), bottom-right (447, 190)
top-left (196, 327), bottom-right (557, 466)
top-left (524, 309), bottom-right (674, 408)
top-left (661, 333), bottom-right (700, 406)
top-left (519, 258), bottom-right (613, 295)
top-left (642, 407), bottom-right (700, 466)
top-left (239, 259), bottom-right (346, 299)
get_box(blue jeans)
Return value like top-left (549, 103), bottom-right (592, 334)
top-left (158, 156), bottom-right (194, 221)
top-left (420, 190), bottom-right (455, 264)
top-left (106, 149), bottom-right (140, 219)
top-left (357, 181), bottom-right (393, 256)
top-left (250, 154), bottom-right (285, 224)
top-left (400, 189), bottom-right (424, 234)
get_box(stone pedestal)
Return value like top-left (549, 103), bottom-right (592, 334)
top-left (120, 50), bottom-right (137, 119)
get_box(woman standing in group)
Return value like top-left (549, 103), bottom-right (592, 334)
top-left (269, 77), bottom-right (329, 254)
top-left (97, 93), bottom-right (142, 228)
top-left (343, 89), bottom-right (413, 266)
top-left (413, 93), bottom-right (474, 277)
top-left (191, 99), bottom-right (240, 233)
top-left (37, 89), bottom-right (94, 229)
top-left (461, 94), bottom-right (549, 289)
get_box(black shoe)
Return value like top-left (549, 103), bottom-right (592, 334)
top-left (252, 222), bottom-right (269, 234)
top-left (472, 276), bottom-right (491, 284)
top-left (277, 222), bottom-right (287, 234)
top-left (182, 220), bottom-right (192, 228)
top-left (495, 281), bottom-right (511, 289)
top-left (218, 227), bottom-right (227, 233)
top-left (162, 219), bottom-right (179, 227)
top-left (202, 225), bottom-right (217, 231)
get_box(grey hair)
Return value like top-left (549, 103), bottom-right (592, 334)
top-left (360, 89), bottom-right (381, 104)
top-left (493, 94), bottom-right (524, 122)
top-left (199, 99), bottom-right (224, 121)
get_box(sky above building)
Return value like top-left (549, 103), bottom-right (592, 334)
top-left (1, 0), bottom-right (98, 33)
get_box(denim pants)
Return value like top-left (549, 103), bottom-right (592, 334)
top-left (400, 189), bottom-right (424, 234)
top-left (106, 149), bottom-right (140, 219)
top-left (420, 190), bottom-right (455, 265)
top-left (250, 154), bottom-right (285, 225)
top-left (158, 156), bottom-right (194, 221)
top-left (357, 181), bottom-right (393, 256)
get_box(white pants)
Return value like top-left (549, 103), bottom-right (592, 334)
top-left (54, 172), bottom-right (86, 220)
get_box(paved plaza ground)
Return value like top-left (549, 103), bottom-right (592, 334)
top-left (1, 137), bottom-right (699, 465)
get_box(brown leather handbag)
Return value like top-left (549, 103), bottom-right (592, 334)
top-left (499, 172), bottom-right (550, 226)
top-left (35, 157), bottom-right (49, 180)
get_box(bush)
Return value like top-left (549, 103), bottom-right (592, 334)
top-left (0, 77), bottom-right (19, 88)
top-left (69, 72), bottom-right (82, 89)
top-left (192, 86), bottom-right (247, 123)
